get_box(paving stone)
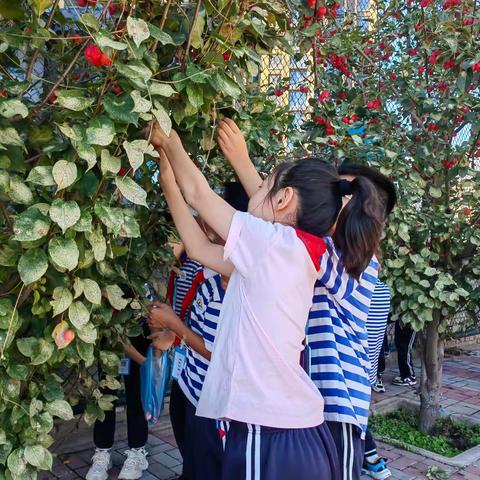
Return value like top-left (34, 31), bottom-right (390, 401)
top-left (148, 442), bottom-right (175, 456)
top-left (389, 456), bottom-right (417, 469)
top-left (148, 434), bottom-right (168, 446)
top-left (148, 462), bottom-right (177, 479)
top-left (165, 448), bottom-right (183, 461)
top-left (150, 451), bottom-right (181, 468)
top-left (61, 453), bottom-right (88, 469)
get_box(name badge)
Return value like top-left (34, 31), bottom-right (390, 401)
top-left (119, 357), bottom-right (131, 375)
top-left (172, 346), bottom-right (187, 380)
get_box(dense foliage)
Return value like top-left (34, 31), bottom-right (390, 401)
top-left (0, 0), bottom-right (292, 477)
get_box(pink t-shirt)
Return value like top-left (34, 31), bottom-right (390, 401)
top-left (196, 212), bottom-right (325, 428)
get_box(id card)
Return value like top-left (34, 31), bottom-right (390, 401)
top-left (171, 346), bottom-right (187, 380)
top-left (300, 344), bottom-right (312, 377)
top-left (119, 357), bottom-right (131, 376)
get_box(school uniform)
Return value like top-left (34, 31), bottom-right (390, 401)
top-left (196, 212), bottom-right (340, 480)
top-left (177, 271), bottom-right (226, 480)
top-left (307, 238), bottom-right (379, 480)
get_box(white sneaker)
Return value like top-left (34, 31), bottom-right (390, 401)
top-left (86, 449), bottom-right (112, 480)
top-left (118, 448), bottom-right (149, 480)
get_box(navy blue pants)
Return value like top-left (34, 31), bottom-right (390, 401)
top-left (221, 421), bottom-right (339, 480)
top-left (327, 421), bottom-right (364, 480)
top-left (184, 398), bottom-right (224, 480)
top-left (169, 381), bottom-right (189, 479)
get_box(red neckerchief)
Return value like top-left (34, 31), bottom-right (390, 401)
top-left (295, 229), bottom-right (326, 272)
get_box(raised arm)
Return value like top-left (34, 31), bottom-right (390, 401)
top-left (157, 149), bottom-right (233, 278)
top-left (150, 124), bottom-right (234, 241)
top-left (218, 118), bottom-right (263, 198)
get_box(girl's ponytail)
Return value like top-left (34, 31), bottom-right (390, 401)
top-left (333, 176), bottom-right (384, 279)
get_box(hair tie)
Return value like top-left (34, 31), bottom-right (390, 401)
top-left (338, 179), bottom-right (353, 197)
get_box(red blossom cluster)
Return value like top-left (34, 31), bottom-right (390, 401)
top-left (318, 90), bottom-right (330, 102)
top-left (442, 158), bottom-right (458, 169)
top-left (366, 98), bottom-right (381, 110)
top-left (420, 0), bottom-right (432, 7)
top-left (84, 45), bottom-right (112, 67)
top-left (313, 116), bottom-right (335, 135)
top-left (77, 0), bottom-right (97, 6)
top-left (341, 114), bottom-right (360, 125)
top-left (443, 0), bottom-right (461, 9)
top-left (328, 54), bottom-right (350, 76)
top-left (429, 49), bottom-right (442, 64)
top-left (273, 88), bottom-right (284, 97)
top-left (299, 85), bottom-right (309, 94)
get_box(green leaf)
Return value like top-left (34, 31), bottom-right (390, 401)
top-left (73, 210), bottom-right (93, 232)
top-left (86, 226), bottom-right (106, 262)
top-left (115, 176), bottom-right (148, 207)
top-left (77, 340), bottom-right (95, 365)
top-left (8, 176), bottom-right (33, 205)
top-left (186, 83), bottom-right (203, 109)
top-left (48, 238), bottom-right (79, 271)
top-left (0, 127), bottom-right (24, 149)
top-left (86, 117), bottom-right (116, 146)
top-left (76, 323), bottom-right (97, 344)
top-left (0, 99), bottom-right (28, 119)
top-left (83, 279), bottom-right (101, 305)
top-left (18, 249), bottom-right (48, 285)
top-left (116, 61), bottom-right (152, 88)
top-left (190, 11), bottom-right (205, 49)
top-left (81, 12), bottom-right (100, 31)
top-left (148, 24), bottom-right (177, 45)
top-left (17, 337), bottom-right (37, 357)
top-left (31, 339), bottom-right (54, 365)
top-left (31, 0), bottom-right (53, 15)
top-left (100, 149), bottom-right (121, 175)
top-left (68, 301), bottom-right (90, 328)
top-left (50, 287), bottom-right (73, 317)
top-left (149, 82), bottom-right (176, 97)
top-left (24, 445), bottom-right (52, 471)
top-left (27, 166), bottom-right (55, 186)
top-left (52, 160), bottom-right (77, 191)
top-left (95, 32), bottom-right (127, 50)
top-left (130, 90), bottom-right (152, 113)
top-left (0, 0), bottom-right (24, 18)
top-left (74, 141), bottom-right (97, 171)
top-left (106, 284), bottom-right (130, 310)
top-left (57, 123), bottom-right (83, 141)
top-left (45, 400), bottom-right (74, 421)
top-left (56, 90), bottom-right (94, 111)
top-left (0, 298), bottom-right (18, 330)
top-left (0, 243), bottom-right (19, 267)
top-left (152, 103), bottom-right (172, 136)
top-left (103, 94), bottom-right (139, 125)
top-left (127, 16), bottom-right (150, 47)
top-left (7, 364), bottom-right (29, 380)
top-left (13, 207), bottom-right (50, 241)
top-left (123, 139), bottom-right (158, 172)
top-left (49, 199), bottom-right (81, 233)
top-left (7, 448), bottom-right (26, 476)
top-left (213, 73), bottom-right (242, 98)
top-left (429, 186), bottom-right (442, 199)
top-left (94, 204), bottom-right (140, 237)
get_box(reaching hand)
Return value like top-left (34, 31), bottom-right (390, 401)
top-left (218, 118), bottom-right (250, 166)
top-left (147, 329), bottom-right (175, 352)
top-left (147, 121), bottom-right (181, 151)
top-left (147, 302), bottom-right (180, 330)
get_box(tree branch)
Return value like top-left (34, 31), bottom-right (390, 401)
top-left (183, 0), bottom-right (203, 70)
top-left (0, 201), bottom-right (13, 230)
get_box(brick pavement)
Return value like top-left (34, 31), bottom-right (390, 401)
top-left (43, 346), bottom-right (480, 479)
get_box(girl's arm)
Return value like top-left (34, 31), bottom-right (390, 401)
top-left (158, 149), bottom-right (234, 278)
top-left (123, 343), bottom-right (146, 365)
top-left (147, 303), bottom-right (211, 361)
top-left (217, 118), bottom-right (263, 198)
top-left (150, 124), bottom-right (234, 242)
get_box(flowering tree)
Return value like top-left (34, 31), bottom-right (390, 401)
top-left (297, 0), bottom-right (480, 433)
top-left (0, 0), bottom-right (292, 477)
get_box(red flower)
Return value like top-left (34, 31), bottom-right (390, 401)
top-left (351, 114), bottom-right (360, 122)
top-left (464, 208), bottom-right (472, 215)
top-left (316, 6), bottom-right (327, 17)
top-left (299, 85), bottom-right (309, 94)
top-left (418, 66), bottom-right (425, 74)
top-left (473, 63), bottom-right (480, 72)
top-left (428, 50), bottom-right (442, 64)
top-left (270, 129), bottom-right (279, 136)
top-left (223, 52), bottom-right (231, 61)
top-left (415, 21), bottom-right (425, 32)
top-left (112, 84), bottom-right (123, 94)
top-left (407, 48), bottom-right (418, 56)
top-left (460, 106), bottom-right (469, 114)
top-left (108, 3), bottom-right (117, 15)
top-left (463, 18), bottom-right (474, 26)
top-left (77, 0), bottom-right (97, 5)
top-left (364, 48), bottom-right (375, 56)
top-left (427, 123), bottom-right (438, 132)
top-left (427, 85), bottom-right (435, 93)
top-left (442, 158), bottom-right (458, 169)
top-left (313, 116), bottom-right (326, 125)
top-left (420, 0), bottom-right (432, 6)
top-left (366, 98), bottom-right (381, 110)
top-left (84, 45), bottom-right (112, 67)
top-left (318, 90), bottom-right (330, 102)
top-left (443, 59), bottom-right (456, 69)
top-left (273, 88), bottom-right (284, 97)
top-left (117, 166), bottom-right (128, 177)
top-left (69, 34), bottom-right (84, 46)
top-left (443, 0), bottom-right (461, 9)
top-left (307, 0), bottom-right (316, 8)
top-left (389, 73), bottom-right (398, 80)
top-left (329, 54), bottom-right (350, 76)
top-left (325, 124), bottom-right (335, 136)
top-left (438, 81), bottom-right (449, 93)
top-left (341, 116), bottom-right (351, 124)
top-left (48, 91), bottom-right (57, 103)
top-left (336, 91), bottom-right (348, 100)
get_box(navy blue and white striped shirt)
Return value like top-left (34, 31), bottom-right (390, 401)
top-left (173, 257), bottom-right (203, 316)
top-left (366, 280), bottom-right (391, 384)
top-left (307, 237), bottom-right (379, 437)
top-left (178, 272), bottom-right (225, 406)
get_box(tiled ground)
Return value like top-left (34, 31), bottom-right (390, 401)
top-left (42, 345), bottom-right (480, 479)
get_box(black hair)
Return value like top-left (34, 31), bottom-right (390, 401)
top-left (267, 157), bottom-right (384, 279)
top-left (337, 162), bottom-right (396, 217)
top-left (223, 181), bottom-right (249, 212)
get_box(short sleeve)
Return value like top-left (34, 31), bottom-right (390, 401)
top-left (223, 212), bottom-right (276, 277)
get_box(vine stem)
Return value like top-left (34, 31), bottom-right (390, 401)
top-left (0, 201), bottom-right (13, 230)
top-left (151, 0), bottom-right (173, 52)
top-left (0, 284), bottom-right (24, 361)
top-left (26, 0), bottom-right (61, 81)
top-left (183, 0), bottom-right (203, 69)
top-left (0, 396), bottom-right (30, 416)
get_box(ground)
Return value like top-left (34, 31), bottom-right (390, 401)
top-left (40, 344), bottom-right (480, 480)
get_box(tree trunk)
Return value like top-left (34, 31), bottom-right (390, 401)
top-left (418, 309), bottom-right (445, 434)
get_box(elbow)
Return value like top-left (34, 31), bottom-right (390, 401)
top-left (184, 241), bottom-right (203, 264)
top-left (180, 178), bottom-right (208, 210)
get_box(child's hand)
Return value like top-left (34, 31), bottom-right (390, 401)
top-left (147, 302), bottom-right (180, 330)
top-left (148, 329), bottom-right (175, 352)
top-left (218, 118), bottom-right (250, 166)
top-left (147, 121), bottom-right (182, 151)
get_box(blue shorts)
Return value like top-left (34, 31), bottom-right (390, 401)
top-left (221, 421), bottom-right (340, 480)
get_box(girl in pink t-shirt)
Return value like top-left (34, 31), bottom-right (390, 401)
top-left (147, 122), bottom-right (384, 480)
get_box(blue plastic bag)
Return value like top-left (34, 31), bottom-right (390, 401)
top-left (140, 345), bottom-right (171, 426)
